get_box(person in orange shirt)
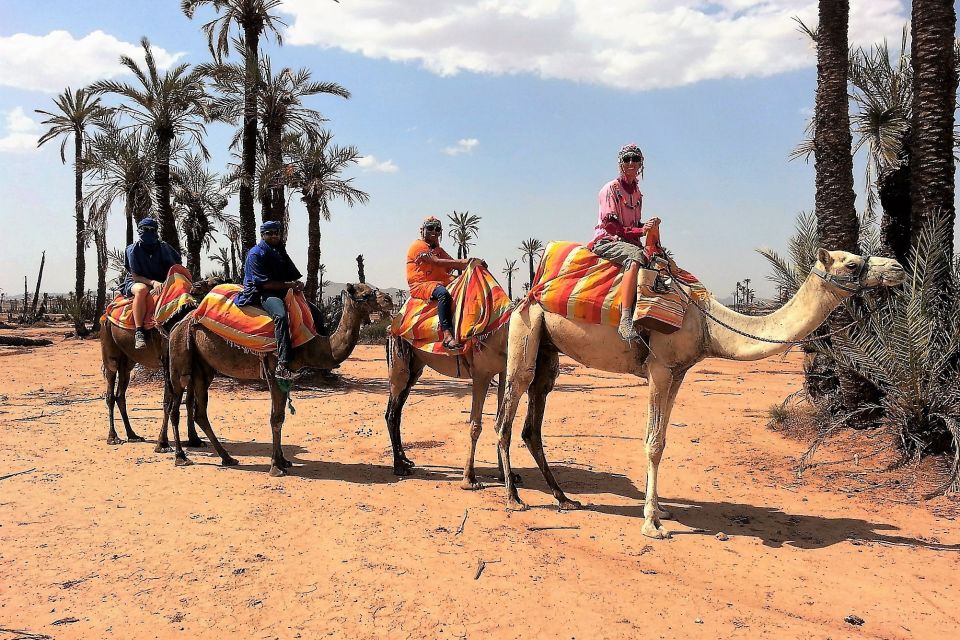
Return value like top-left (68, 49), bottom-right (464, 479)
top-left (406, 216), bottom-right (483, 351)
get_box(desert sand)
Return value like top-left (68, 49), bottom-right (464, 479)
top-left (1, 326), bottom-right (959, 639)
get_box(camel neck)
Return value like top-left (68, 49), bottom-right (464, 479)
top-left (329, 293), bottom-right (364, 363)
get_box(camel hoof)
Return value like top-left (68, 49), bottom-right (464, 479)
top-left (154, 444), bottom-right (172, 454)
top-left (393, 464), bottom-right (414, 477)
top-left (221, 456), bottom-right (239, 467)
top-left (400, 457), bottom-right (415, 469)
top-left (506, 498), bottom-right (528, 512)
top-left (269, 465), bottom-right (286, 477)
top-left (126, 434), bottom-right (145, 443)
top-left (174, 455), bottom-right (193, 468)
top-left (107, 436), bottom-right (123, 446)
top-left (460, 479), bottom-right (484, 491)
top-left (186, 438), bottom-right (207, 448)
top-left (656, 508), bottom-right (673, 520)
top-left (558, 499), bottom-right (583, 511)
top-left (641, 520), bottom-right (671, 540)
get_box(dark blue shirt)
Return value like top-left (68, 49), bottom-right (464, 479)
top-left (236, 240), bottom-right (303, 306)
top-left (121, 241), bottom-right (181, 297)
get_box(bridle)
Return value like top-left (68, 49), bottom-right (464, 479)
top-left (811, 255), bottom-right (872, 294)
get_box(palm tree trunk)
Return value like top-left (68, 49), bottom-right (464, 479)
top-left (230, 240), bottom-right (238, 282)
top-left (878, 159), bottom-right (912, 264)
top-left (73, 131), bottom-right (86, 335)
top-left (909, 0), bottom-right (957, 272)
top-left (507, 273), bottom-right (513, 300)
top-left (240, 25), bottom-right (260, 255)
top-left (185, 209), bottom-right (204, 281)
top-left (814, 0), bottom-right (876, 416)
top-left (31, 251), bottom-right (45, 316)
top-left (93, 230), bottom-right (106, 332)
top-left (155, 133), bottom-right (181, 253)
top-left (527, 257), bottom-right (535, 292)
top-left (124, 194), bottom-right (135, 247)
top-left (266, 121), bottom-right (285, 225)
top-left (304, 198), bottom-right (321, 302)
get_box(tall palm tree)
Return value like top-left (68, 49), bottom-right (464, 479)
top-left (182, 0), bottom-right (287, 255)
top-left (502, 258), bottom-right (518, 299)
top-left (909, 0), bottom-right (958, 276)
top-left (90, 38), bottom-right (210, 254)
top-left (172, 153), bottom-right (239, 280)
top-left (204, 54), bottom-right (349, 225)
top-left (447, 211), bottom-right (481, 259)
top-left (285, 133), bottom-right (368, 303)
top-left (84, 116), bottom-right (156, 245)
top-left (84, 201), bottom-right (111, 330)
top-left (36, 87), bottom-right (106, 335)
top-left (518, 238), bottom-right (545, 292)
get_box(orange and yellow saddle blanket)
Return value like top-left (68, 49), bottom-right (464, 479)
top-left (193, 285), bottom-right (318, 353)
top-left (527, 241), bottom-right (709, 333)
top-left (103, 265), bottom-right (195, 330)
top-left (390, 261), bottom-right (514, 355)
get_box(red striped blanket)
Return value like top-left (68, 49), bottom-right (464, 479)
top-left (527, 241), bottom-right (709, 333)
top-left (103, 265), bottom-right (195, 330)
top-left (390, 261), bottom-right (513, 354)
top-left (193, 285), bottom-right (318, 353)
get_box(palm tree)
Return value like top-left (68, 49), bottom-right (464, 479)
top-left (204, 54), bottom-right (349, 226)
top-left (519, 238), bottom-right (545, 293)
top-left (90, 38), bottom-right (210, 254)
top-left (182, 0), bottom-right (288, 255)
top-left (909, 0), bottom-right (958, 279)
top-left (84, 201), bottom-right (110, 329)
top-left (36, 87), bottom-right (106, 335)
top-left (285, 133), bottom-right (368, 303)
top-left (172, 153), bottom-right (239, 280)
top-left (84, 116), bottom-right (156, 245)
top-left (447, 211), bottom-right (481, 259)
top-left (502, 259), bottom-right (518, 299)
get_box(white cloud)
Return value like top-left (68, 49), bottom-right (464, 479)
top-left (0, 107), bottom-right (41, 153)
top-left (279, 0), bottom-right (907, 90)
top-left (0, 30), bottom-right (182, 93)
top-left (443, 138), bottom-right (480, 156)
top-left (357, 155), bottom-right (399, 173)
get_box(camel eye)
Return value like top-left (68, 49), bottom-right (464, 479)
top-left (845, 263), bottom-right (857, 270)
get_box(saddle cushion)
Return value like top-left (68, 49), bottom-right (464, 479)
top-left (103, 264), bottom-right (195, 331)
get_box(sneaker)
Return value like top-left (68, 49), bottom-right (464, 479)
top-left (134, 329), bottom-right (147, 350)
top-left (275, 364), bottom-right (300, 381)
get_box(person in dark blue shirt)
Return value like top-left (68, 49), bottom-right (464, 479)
top-left (237, 221), bottom-right (304, 380)
top-left (122, 217), bottom-right (182, 349)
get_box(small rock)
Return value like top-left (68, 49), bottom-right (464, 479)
top-left (716, 532), bottom-right (729, 541)
top-left (844, 615), bottom-right (865, 626)
top-left (695, 618), bottom-right (703, 624)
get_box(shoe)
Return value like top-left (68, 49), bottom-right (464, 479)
top-left (442, 337), bottom-right (464, 351)
top-left (275, 364), bottom-right (300, 381)
top-left (618, 302), bottom-right (638, 341)
top-left (134, 329), bottom-right (147, 350)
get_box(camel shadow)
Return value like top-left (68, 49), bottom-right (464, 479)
top-left (584, 497), bottom-right (960, 551)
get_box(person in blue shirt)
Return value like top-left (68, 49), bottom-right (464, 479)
top-left (122, 217), bottom-right (182, 349)
top-left (236, 221), bottom-right (304, 380)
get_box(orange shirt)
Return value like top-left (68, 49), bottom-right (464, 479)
top-left (406, 239), bottom-right (455, 299)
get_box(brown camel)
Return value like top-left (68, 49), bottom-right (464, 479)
top-left (384, 323), bottom-right (512, 487)
top-left (494, 249), bottom-right (905, 538)
top-left (167, 283), bottom-right (389, 476)
top-left (99, 278), bottom-right (220, 449)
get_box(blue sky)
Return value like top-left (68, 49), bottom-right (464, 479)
top-left (0, 0), bottom-right (943, 300)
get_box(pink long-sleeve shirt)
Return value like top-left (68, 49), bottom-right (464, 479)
top-left (592, 177), bottom-right (644, 244)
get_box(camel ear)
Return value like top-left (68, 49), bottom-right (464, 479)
top-left (345, 283), bottom-right (356, 297)
top-left (817, 248), bottom-right (832, 269)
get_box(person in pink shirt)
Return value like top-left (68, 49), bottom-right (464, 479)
top-left (589, 143), bottom-right (659, 340)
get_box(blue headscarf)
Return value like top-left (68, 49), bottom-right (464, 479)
top-left (138, 217), bottom-right (160, 247)
top-left (260, 221), bottom-right (282, 234)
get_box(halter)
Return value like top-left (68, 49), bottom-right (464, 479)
top-left (812, 255), bottom-right (871, 293)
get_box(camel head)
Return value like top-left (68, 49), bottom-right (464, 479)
top-left (344, 283), bottom-right (390, 324)
top-left (814, 249), bottom-right (905, 294)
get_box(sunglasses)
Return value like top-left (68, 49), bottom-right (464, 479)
top-left (621, 155), bottom-right (643, 164)
top-left (423, 225), bottom-right (442, 232)
top-left (262, 230), bottom-right (281, 236)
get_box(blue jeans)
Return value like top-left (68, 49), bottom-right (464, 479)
top-left (431, 285), bottom-right (454, 333)
top-left (261, 296), bottom-right (291, 365)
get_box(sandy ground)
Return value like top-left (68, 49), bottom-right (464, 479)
top-left (2, 325), bottom-right (959, 640)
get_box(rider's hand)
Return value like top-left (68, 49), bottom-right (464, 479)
top-left (642, 218), bottom-right (660, 232)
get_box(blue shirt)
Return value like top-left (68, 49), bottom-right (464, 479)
top-left (121, 240), bottom-right (181, 296)
top-left (236, 240), bottom-right (303, 306)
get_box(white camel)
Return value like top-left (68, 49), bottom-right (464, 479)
top-left (493, 249), bottom-right (905, 538)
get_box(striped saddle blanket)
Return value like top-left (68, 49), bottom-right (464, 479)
top-left (103, 265), bottom-right (195, 330)
top-left (193, 285), bottom-right (318, 354)
top-left (390, 261), bottom-right (513, 355)
top-left (528, 241), bottom-right (709, 333)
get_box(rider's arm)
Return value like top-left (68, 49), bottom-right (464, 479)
top-left (418, 253), bottom-right (469, 272)
top-left (130, 273), bottom-right (162, 288)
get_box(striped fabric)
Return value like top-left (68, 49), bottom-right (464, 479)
top-left (193, 285), bottom-right (318, 353)
top-left (527, 241), bottom-right (709, 332)
top-left (390, 261), bottom-right (513, 354)
top-left (103, 265), bottom-right (195, 330)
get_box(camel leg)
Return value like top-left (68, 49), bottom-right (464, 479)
top-left (184, 381), bottom-right (205, 448)
top-left (461, 374), bottom-right (494, 490)
top-left (384, 339), bottom-right (423, 475)
top-left (189, 363), bottom-right (238, 468)
top-left (521, 347), bottom-right (581, 510)
top-left (167, 368), bottom-right (191, 467)
top-left (496, 304), bottom-right (545, 511)
top-left (493, 374), bottom-right (522, 486)
top-left (267, 375), bottom-right (289, 477)
top-left (640, 362), bottom-right (687, 539)
top-left (104, 360), bottom-right (122, 445)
